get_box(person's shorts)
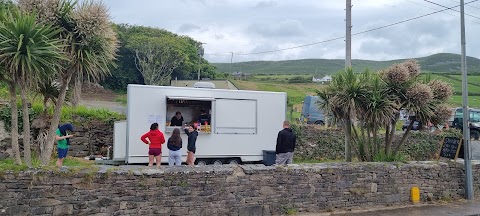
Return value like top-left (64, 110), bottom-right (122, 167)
top-left (57, 148), bottom-right (68, 159)
top-left (148, 148), bottom-right (162, 156)
top-left (187, 148), bottom-right (196, 154)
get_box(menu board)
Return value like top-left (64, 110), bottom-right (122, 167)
top-left (438, 137), bottom-right (463, 160)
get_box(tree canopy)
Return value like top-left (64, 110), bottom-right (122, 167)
top-left (102, 24), bottom-right (217, 90)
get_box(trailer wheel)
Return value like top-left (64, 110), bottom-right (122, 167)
top-left (227, 158), bottom-right (241, 165)
top-left (196, 159), bottom-right (209, 166)
top-left (212, 159), bottom-right (223, 165)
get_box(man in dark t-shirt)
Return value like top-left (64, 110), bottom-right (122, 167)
top-left (170, 111), bottom-right (184, 126)
top-left (198, 109), bottom-right (210, 125)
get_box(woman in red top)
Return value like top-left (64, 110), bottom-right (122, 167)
top-left (141, 123), bottom-right (165, 168)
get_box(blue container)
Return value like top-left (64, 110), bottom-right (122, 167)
top-left (262, 150), bottom-right (276, 166)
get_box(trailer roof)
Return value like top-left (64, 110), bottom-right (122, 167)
top-left (127, 84), bottom-right (287, 96)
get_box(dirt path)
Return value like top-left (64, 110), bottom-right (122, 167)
top-left (80, 88), bottom-right (126, 114)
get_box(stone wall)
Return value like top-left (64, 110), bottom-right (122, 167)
top-left (0, 120), bottom-right (113, 159)
top-left (1, 162), bottom-right (479, 215)
top-left (68, 123), bottom-right (113, 157)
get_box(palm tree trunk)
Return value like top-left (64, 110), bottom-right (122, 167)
top-left (384, 124), bottom-right (390, 154)
top-left (41, 75), bottom-right (72, 165)
top-left (351, 123), bottom-right (361, 161)
top-left (19, 83), bottom-right (32, 167)
top-left (385, 113), bottom-right (400, 154)
top-left (373, 126), bottom-right (379, 156)
top-left (344, 118), bottom-right (352, 162)
top-left (360, 122), bottom-right (369, 161)
top-left (72, 75), bottom-right (82, 107)
top-left (393, 120), bottom-right (414, 155)
top-left (9, 82), bottom-right (22, 165)
top-left (43, 97), bottom-right (48, 116)
top-left (324, 114), bottom-right (329, 128)
top-left (366, 127), bottom-right (373, 161)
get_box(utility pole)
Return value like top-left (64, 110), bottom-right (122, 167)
top-left (197, 43), bottom-right (205, 81)
top-left (345, 0), bottom-right (352, 69)
top-left (460, 0), bottom-right (474, 200)
top-left (230, 52), bottom-right (234, 72)
top-left (344, 0), bottom-right (353, 162)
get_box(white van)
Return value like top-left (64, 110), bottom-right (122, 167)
top-left (113, 84), bottom-right (287, 165)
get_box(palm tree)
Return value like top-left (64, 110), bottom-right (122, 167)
top-left (18, 0), bottom-right (118, 165)
top-left (0, 68), bottom-right (21, 165)
top-left (322, 68), bottom-right (366, 162)
top-left (36, 77), bottom-right (60, 115)
top-left (357, 72), bottom-right (398, 160)
top-left (0, 9), bottom-right (65, 166)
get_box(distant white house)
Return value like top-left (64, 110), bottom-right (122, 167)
top-left (312, 75), bottom-right (332, 83)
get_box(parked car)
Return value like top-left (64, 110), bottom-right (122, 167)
top-left (449, 107), bottom-right (480, 140)
top-left (300, 95), bottom-right (326, 125)
top-left (402, 120), bottom-right (421, 131)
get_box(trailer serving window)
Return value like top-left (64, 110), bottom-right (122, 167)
top-left (215, 99), bottom-right (257, 134)
top-left (166, 96), bottom-right (213, 133)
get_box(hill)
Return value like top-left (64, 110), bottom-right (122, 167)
top-left (212, 53), bottom-right (480, 75)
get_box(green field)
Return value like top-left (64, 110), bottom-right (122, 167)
top-left (214, 53), bottom-right (480, 75)
top-left (232, 73), bottom-right (480, 119)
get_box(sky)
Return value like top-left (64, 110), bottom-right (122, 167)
top-left (101, 0), bottom-right (480, 63)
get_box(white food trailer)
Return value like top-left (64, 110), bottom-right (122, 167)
top-left (113, 84), bottom-right (287, 165)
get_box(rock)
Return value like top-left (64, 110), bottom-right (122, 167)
top-left (239, 205), bottom-right (263, 216)
top-left (370, 183), bottom-right (378, 193)
top-left (30, 198), bottom-right (62, 207)
top-left (0, 152), bottom-right (9, 160)
top-left (53, 205), bottom-right (73, 216)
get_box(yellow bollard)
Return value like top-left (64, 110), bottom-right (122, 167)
top-left (411, 187), bottom-right (420, 203)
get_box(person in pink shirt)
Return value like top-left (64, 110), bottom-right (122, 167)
top-left (141, 123), bottom-right (165, 168)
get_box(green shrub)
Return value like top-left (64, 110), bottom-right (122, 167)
top-left (115, 94), bottom-right (127, 106)
top-left (0, 101), bottom-right (125, 131)
top-left (0, 104), bottom-right (37, 132)
top-left (292, 124), bottom-right (461, 162)
top-left (373, 152), bottom-right (407, 162)
top-left (0, 84), bottom-right (8, 99)
top-left (60, 105), bottom-right (125, 124)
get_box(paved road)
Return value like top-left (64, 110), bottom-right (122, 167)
top-left (299, 200), bottom-right (480, 216)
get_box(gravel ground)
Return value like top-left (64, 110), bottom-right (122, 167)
top-left (81, 99), bottom-right (126, 114)
top-left (471, 140), bottom-right (480, 160)
top-left (80, 92), bottom-right (126, 114)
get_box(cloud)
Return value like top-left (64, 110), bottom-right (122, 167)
top-left (178, 23), bottom-right (202, 33)
top-left (247, 19), bottom-right (305, 38)
top-left (100, 0), bottom-right (480, 63)
top-left (253, 1), bottom-right (278, 9)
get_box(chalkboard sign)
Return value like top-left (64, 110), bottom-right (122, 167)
top-left (438, 137), bottom-right (464, 160)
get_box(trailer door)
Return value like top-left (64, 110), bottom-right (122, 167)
top-left (215, 99), bottom-right (257, 134)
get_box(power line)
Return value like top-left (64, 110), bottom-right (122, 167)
top-left (423, 0), bottom-right (480, 20)
top-left (407, 0), bottom-right (457, 16)
top-left (352, 0), bottom-right (477, 36)
top-left (447, 0), bottom-right (480, 10)
top-left (218, 0), bottom-right (479, 56)
top-left (406, 0), bottom-right (480, 24)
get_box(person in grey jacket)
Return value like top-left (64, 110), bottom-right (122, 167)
top-left (184, 125), bottom-right (198, 166)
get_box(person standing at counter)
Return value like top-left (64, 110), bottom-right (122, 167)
top-left (167, 128), bottom-right (183, 166)
top-left (141, 123), bottom-right (165, 168)
top-left (184, 125), bottom-right (198, 166)
top-left (170, 111), bottom-right (184, 126)
top-left (198, 109), bottom-right (210, 125)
